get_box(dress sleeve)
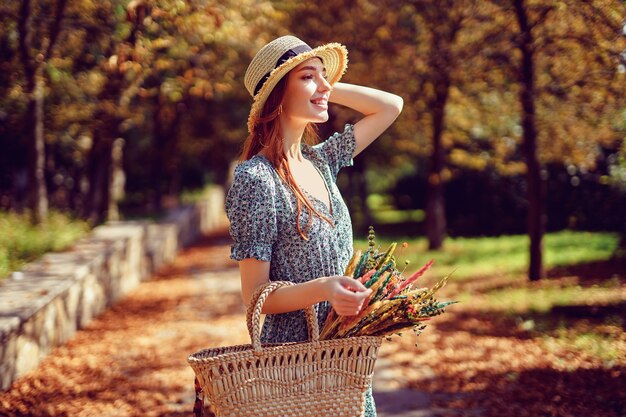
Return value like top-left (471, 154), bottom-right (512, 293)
top-left (225, 165), bottom-right (277, 262)
top-left (313, 123), bottom-right (357, 180)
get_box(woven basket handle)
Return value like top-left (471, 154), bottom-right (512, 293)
top-left (246, 281), bottom-right (320, 353)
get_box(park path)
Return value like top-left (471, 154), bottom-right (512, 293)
top-left (0, 231), bottom-right (458, 417)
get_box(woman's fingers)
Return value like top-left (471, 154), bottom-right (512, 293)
top-left (324, 275), bottom-right (372, 316)
top-left (338, 276), bottom-right (369, 292)
top-left (337, 277), bottom-right (371, 299)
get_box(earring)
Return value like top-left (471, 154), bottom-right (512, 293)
top-left (278, 105), bottom-right (283, 115)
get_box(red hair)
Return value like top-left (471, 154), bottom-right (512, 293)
top-left (241, 76), bottom-right (334, 240)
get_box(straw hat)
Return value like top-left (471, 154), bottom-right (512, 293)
top-left (244, 35), bottom-right (348, 133)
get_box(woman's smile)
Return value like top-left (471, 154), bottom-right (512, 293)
top-left (310, 96), bottom-right (329, 110)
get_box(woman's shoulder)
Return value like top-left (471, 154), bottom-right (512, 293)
top-left (231, 155), bottom-right (276, 189)
top-left (305, 124), bottom-right (356, 176)
top-left (309, 124), bottom-right (354, 154)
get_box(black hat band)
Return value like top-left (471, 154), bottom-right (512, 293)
top-left (253, 44), bottom-right (313, 96)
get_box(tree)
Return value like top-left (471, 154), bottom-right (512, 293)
top-left (407, 1), bottom-right (480, 250)
top-left (64, 0), bottom-right (281, 223)
top-left (2, 0), bottom-right (285, 222)
top-left (512, 0), bottom-right (545, 280)
top-left (16, 0), bottom-right (68, 224)
top-left (509, 0), bottom-right (624, 279)
top-left (280, 0), bottom-right (502, 248)
top-left (447, 0), bottom-right (626, 279)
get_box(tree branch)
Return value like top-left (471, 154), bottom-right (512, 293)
top-left (578, 0), bottom-right (626, 33)
top-left (18, 0), bottom-right (34, 85)
top-left (43, 0), bottom-right (68, 60)
top-left (530, 4), bottom-right (555, 30)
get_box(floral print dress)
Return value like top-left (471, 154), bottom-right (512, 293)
top-left (225, 123), bottom-right (377, 416)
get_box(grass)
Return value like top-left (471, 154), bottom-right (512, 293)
top-left (0, 210), bottom-right (90, 279)
top-left (180, 184), bottom-right (218, 205)
top-left (356, 230), bottom-right (624, 365)
top-left (355, 230), bottom-right (620, 281)
top-left (371, 208), bottom-right (425, 224)
top-left (458, 269), bottom-right (626, 366)
top-left (542, 327), bottom-right (626, 367)
top-left (467, 282), bottom-right (624, 314)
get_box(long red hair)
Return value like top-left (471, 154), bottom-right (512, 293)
top-left (241, 76), bottom-right (334, 240)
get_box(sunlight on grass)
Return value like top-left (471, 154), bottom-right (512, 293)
top-left (371, 209), bottom-right (425, 224)
top-left (0, 211), bottom-right (90, 279)
top-left (483, 284), bottom-right (625, 313)
top-left (544, 231), bottom-right (619, 266)
top-left (355, 231), bottom-right (619, 281)
top-left (543, 327), bottom-right (626, 366)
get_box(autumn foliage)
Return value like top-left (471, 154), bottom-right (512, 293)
top-left (0, 0), bottom-right (625, 278)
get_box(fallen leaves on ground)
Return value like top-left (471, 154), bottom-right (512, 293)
top-left (0, 233), bottom-right (246, 417)
top-left (1, 234), bottom-right (624, 417)
top-left (384, 265), bottom-right (626, 417)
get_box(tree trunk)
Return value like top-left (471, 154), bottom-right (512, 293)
top-left (515, 0), bottom-right (546, 281)
top-left (426, 82), bottom-right (449, 250)
top-left (84, 130), bottom-right (113, 225)
top-left (152, 99), bottom-right (166, 212)
top-left (107, 138), bottom-right (125, 221)
top-left (424, 19), bottom-right (456, 250)
top-left (345, 162), bottom-right (371, 236)
top-left (421, 8), bottom-right (462, 250)
top-left (27, 68), bottom-right (49, 225)
top-left (18, 0), bottom-right (67, 224)
top-left (84, 65), bottom-right (125, 224)
top-left (356, 160), bottom-right (373, 231)
top-left (152, 97), bottom-right (183, 211)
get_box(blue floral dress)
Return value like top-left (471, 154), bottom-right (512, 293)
top-left (225, 123), bottom-right (377, 416)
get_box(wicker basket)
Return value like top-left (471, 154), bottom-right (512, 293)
top-left (188, 281), bottom-right (382, 417)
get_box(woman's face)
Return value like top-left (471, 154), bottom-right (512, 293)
top-left (281, 57), bottom-right (332, 125)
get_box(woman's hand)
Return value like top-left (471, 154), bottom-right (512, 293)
top-left (322, 276), bottom-right (372, 316)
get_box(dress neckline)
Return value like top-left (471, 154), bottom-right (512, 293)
top-left (254, 151), bottom-right (334, 216)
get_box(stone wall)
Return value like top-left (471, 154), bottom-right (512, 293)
top-left (0, 187), bottom-right (228, 391)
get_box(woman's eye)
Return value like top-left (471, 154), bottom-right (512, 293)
top-left (302, 74), bottom-right (327, 80)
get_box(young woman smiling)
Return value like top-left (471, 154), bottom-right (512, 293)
top-left (226, 35), bottom-right (403, 416)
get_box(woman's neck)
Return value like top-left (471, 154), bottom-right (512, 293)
top-left (279, 114), bottom-right (306, 161)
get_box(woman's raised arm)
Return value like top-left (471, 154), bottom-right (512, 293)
top-left (328, 82), bottom-right (403, 157)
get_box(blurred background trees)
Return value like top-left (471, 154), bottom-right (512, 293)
top-left (1, 0), bottom-right (282, 222)
top-left (0, 0), bottom-right (625, 280)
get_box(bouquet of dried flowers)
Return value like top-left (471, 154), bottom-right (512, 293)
top-left (319, 227), bottom-right (456, 340)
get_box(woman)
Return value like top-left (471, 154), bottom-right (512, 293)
top-left (226, 35), bottom-right (403, 416)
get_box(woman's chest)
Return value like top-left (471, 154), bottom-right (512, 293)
top-left (274, 166), bottom-right (348, 235)
top-left (289, 158), bottom-right (331, 212)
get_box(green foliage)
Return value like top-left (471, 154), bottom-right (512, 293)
top-left (609, 139), bottom-right (626, 191)
top-left (0, 211), bottom-right (90, 279)
top-left (371, 209), bottom-right (425, 225)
